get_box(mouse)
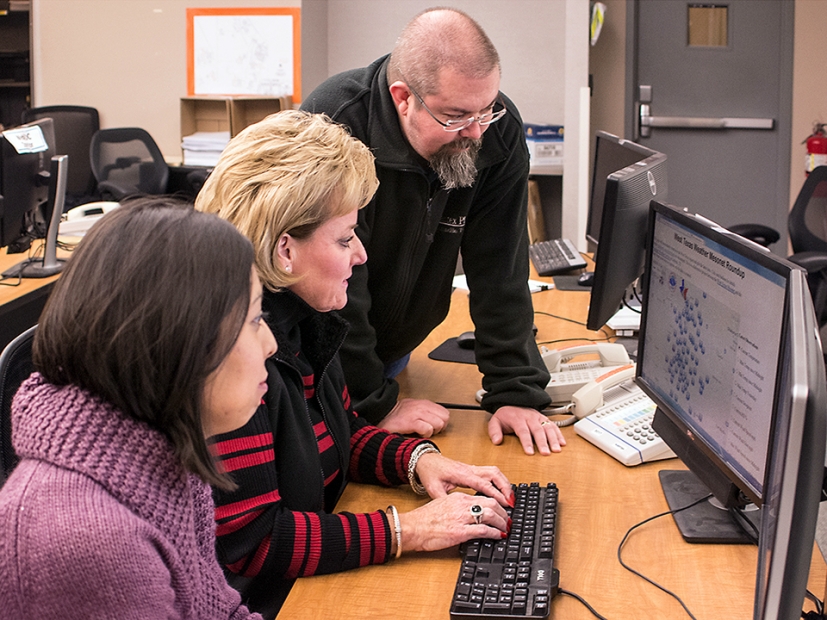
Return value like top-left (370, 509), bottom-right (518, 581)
top-left (577, 272), bottom-right (594, 287)
top-left (456, 331), bottom-right (476, 349)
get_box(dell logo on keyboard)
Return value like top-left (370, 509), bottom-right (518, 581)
top-left (535, 569), bottom-right (547, 582)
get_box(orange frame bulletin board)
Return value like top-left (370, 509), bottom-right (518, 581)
top-left (186, 7), bottom-right (301, 102)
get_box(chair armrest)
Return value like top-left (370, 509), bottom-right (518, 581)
top-left (788, 251), bottom-right (827, 274)
top-left (95, 180), bottom-right (130, 202)
top-left (728, 223), bottom-right (780, 247)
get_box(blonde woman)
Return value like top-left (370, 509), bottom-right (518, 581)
top-left (196, 110), bottom-right (514, 618)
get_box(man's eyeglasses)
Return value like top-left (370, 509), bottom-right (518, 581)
top-left (406, 83), bottom-right (506, 132)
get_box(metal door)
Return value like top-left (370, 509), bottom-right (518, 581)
top-left (626, 0), bottom-right (793, 251)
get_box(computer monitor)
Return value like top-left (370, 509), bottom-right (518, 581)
top-left (754, 268), bottom-right (826, 620)
top-left (636, 201), bottom-right (816, 547)
top-left (585, 142), bottom-right (667, 331)
top-left (0, 118), bottom-right (68, 278)
top-left (586, 131), bottom-right (659, 252)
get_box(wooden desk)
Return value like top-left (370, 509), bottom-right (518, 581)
top-left (0, 244), bottom-right (69, 351)
top-left (278, 279), bottom-right (826, 620)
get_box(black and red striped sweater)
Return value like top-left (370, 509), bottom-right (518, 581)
top-left (210, 290), bottom-right (433, 618)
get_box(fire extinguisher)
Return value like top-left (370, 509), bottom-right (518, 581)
top-left (804, 122), bottom-right (827, 175)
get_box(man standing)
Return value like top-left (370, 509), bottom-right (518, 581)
top-left (301, 7), bottom-right (565, 456)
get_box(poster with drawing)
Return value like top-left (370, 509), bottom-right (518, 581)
top-left (187, 8), bottom-right (301, 101)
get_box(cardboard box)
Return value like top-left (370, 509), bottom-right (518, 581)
top-left (524, 123), bottom-right (564, 167)
top-left (180, 96), bottom-right (291, 161)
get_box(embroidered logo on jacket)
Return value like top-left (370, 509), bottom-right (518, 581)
top-left (438, 216), bottom-right (466, 234)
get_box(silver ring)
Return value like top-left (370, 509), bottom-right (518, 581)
top-left (470, 504), bottom-right (483, 524)
top-left (540, 419), bottom-right (551, 427)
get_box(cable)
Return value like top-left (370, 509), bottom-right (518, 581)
top-left (535, 309), bottom-right (591, 327)
top-left (0, 273), bottom-right (23, 287)
top-left (805, 588), bottom-right (825, 615)
top-left (621, 296), bottom-right (642, 314)
top-left (538, 335), bottom-right (612, 347)
top-left (617, 494), bottom-right (712, 620)
top-left (437, 402), bottom-right (483, 411)
top-left (727, 505), bottom-right (759, 545)
top-left (558, 587), bottom-right (609, 620)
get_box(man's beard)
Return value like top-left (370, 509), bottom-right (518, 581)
top-left (429, 137), bottom-right (482, 189)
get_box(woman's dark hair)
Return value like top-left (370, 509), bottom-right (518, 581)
top-left (33, 196), bottom-right (255, 489)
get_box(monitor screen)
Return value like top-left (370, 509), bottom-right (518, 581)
top-left (753, 268), bottom-right (826, 620)
top-left (586, 131), bottom-right (657, 251)
top-left (636, 201), bottom-right (794, 543)
top-left (0, 118), bottom-right (56, 249)
top-left (585, 147), bottom-right (667, 331)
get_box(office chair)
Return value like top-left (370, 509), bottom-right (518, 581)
top-left (0, 325), bottom-right (35, 487)
top-left (89, 127), bottom-right (170, 200)
top-left (730, 165), bottom-right (827, 334)
top-left (21, 105), bottom-right (100, 209)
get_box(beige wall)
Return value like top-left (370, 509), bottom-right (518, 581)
top-left (791, 0), bottom-right (827, 209)
top-left (31, 0), bottom-right (569, 160)
top-left (28, 0), bottom-right (827, 232)
top-left (31, 0), bottom-right (299, 160)
top-left (319, 0), bottom-right (567, 126)
top-left (31, 0), bottom-right (590, 241)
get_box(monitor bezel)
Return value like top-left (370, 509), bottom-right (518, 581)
top-left (0, 117), bottom-right (57, 248)
top-left (753, 268), bottom-right (826, 620)
top-left (586, 130), bottom-right (657, 251)
top-left (585, 150), bottom-right (668, 332)
top-left (636, 200), bottom-right (795, 508)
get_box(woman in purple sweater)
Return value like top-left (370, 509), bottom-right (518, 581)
top-left (0, 198), bottom-right (277, 619)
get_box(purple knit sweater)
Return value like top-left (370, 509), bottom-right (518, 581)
top-left (0, 373), bottom-right (262, 619)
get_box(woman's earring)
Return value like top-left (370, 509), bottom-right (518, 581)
top-left (285, 264), bottom-right (292, 273)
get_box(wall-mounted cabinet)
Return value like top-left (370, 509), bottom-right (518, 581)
top-left (0, 5), bottom-right (31, 129)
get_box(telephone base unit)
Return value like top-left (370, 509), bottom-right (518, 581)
top-left (574, 389), bottom-right (676, 466)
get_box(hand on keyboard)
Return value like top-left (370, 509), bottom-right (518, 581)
top-left (398, 492), bottom-right (510, 553)
top-left (414, 451), bottom-right (514, 507)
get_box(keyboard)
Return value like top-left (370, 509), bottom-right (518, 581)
top-left (529, 238), bottom-right (587, 276)
top-left (450, 482), bottom-right (559, 619)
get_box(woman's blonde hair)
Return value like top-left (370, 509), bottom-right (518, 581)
top-left (195, 110), bottom-right (378, 290)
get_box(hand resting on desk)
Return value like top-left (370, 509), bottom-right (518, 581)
top-left (489, 405), bottom-right (567, 456)
top-left (378, 398), bottom-right (450, 437)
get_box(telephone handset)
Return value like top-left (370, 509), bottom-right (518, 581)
top-left (570, 364), bottom-right (637, 418)
top-left (570, 365), bottom-right (676, 466)
top-left (542, 343), bottom-right (631, 403)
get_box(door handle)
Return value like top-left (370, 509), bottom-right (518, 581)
top-left (639, 104), bottom-right (774, 137)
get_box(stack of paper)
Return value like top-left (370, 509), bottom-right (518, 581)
top-left (181, 131), bottom-right (231, 166)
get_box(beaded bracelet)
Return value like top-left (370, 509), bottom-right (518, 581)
top-left (407, 443), bottom-right (440, 495)
top-left (387, 505), bottom-right (402, 559)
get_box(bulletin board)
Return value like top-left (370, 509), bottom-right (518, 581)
top-left (186, 7), bottom-right (301, 102)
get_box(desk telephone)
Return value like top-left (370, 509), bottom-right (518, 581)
top-left (541, 343), bottom-right (631, 403)
top-left (541, 344), bottom-right (676, 466)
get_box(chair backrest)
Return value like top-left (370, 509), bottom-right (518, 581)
top-left (89, 127), bottom-right (169, 200)
top-left (0, 325), bottom-right (36, 486)
top-left (788, 165), bottom-right (827, 255)
top-left (21, 105), bottom-right (100, 203)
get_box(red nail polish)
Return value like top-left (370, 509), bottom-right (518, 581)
top-left (508, 493), bottom-right (516, 508)
top-left (501, 531), bottom-right (508, 539)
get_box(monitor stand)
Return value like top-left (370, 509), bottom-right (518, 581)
top-left (2, 155), bottom-right (67, 279)
top-left (659, 470), bottom-right (761, 544)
